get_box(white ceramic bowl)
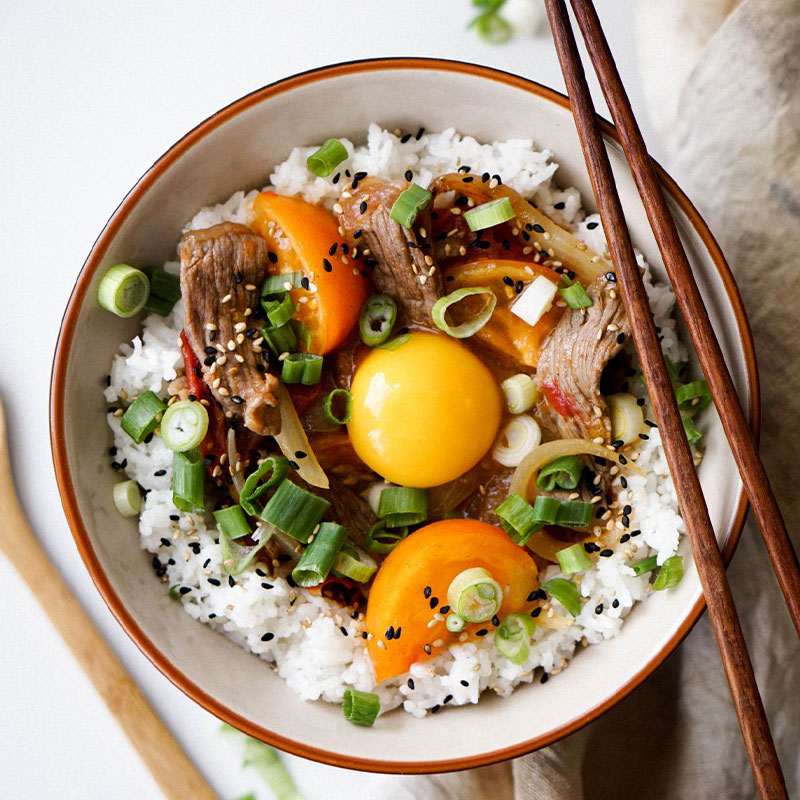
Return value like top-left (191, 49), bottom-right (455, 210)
top-left (51, 58), bottom-right (757, 773)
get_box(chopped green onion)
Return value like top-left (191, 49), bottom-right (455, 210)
top-left (432, 286), bottom-right (497, 339)
top-left (141, 294), bottom-right (175, 316)
top-left (501, 373), bottom-right (538, 414)
top-left (240, 456), bottom-right (289, 516)
top-left (653, 555), bottom-right (684, 590)
top-left (292, 319), bottom-right (313, 351)
top-left (141, 267), bottom-right (181, 316)
top-left (120, 390), bottom-right (166, 444)
top-left (160, 400), bottom-right (209, 452)
top-left (365, 520), bottom-right (409, 554)
top-left (342, 688), bottom-right (381, 727)
top-left (262, 292), bottom-right (296, 327)
top-left (261, 271), bottom-right (304, 296)
top-left (445, 613), bottom-right (466, 632)
top-left (608, 392), bottom-right (644, 446)
top-left (541, 578), bottom-right (581, 617)
top-left (682, 413), bottom-right (703, 444)
top-left (664, 354), bottom-right (681, 387)
top-left (213, 505), bottom-right (251, 540)
top-left (220, 529), bottom-right (267, 576)
top-left (332, 542), bottom-right (378, 583)
top-left (359, 294), bottom-right (397, 346)
top-left (555, 501), bottom-right (594, 528)
top-left (469, 8), bottom-right (512, 43)
top-left (629, 555), bottom-right (659, 576)
top-left (493, 613), bottom-right (537, 665)
top-left (172, 447), bottom-right (204, 512)
top-left (536, 455), bottom-right (583, 492)
top-left (307, 138), bottom-right (348, 178)
top-left (531, 495), bottom-right (562, 525)
top-left (463, 197), bottom-right (515, 232)
top-left (292, 522), bottom-right (348, 587)
top-left (113, 480), bottom-right (141, 517)
top-left (281, 353), bottom-right (323, 385)
top-left (677, 380), bottom-right (711, 412)
top-left (496, 492), bottom-right (542, 546)
top-left (260, 480), bottom-right (330, 543)
top-left (241, 737), bottom-right (303, 800)
top-left (376, 333), bottom-right (411, 351)
top-left (447, 567), bottom-right (503, 623)
top-left (492, 414), bottom-right (542, 467)
top-left (558, 276), bottom-right (593, 309)
top-left (389, 183), bottom-right (432, 228)
top-left (323, 388), bottom-right (353, 425)
top-left (377, 486), bottom-right (428, 527)
top-left (556, 543), bottom-right (592, 576)
top-left (98, 264), bottom-right (150, 318)
top-left (262, 323), bottom-right (298, 356)
top-left (169, 584), bottom-right (182, 601)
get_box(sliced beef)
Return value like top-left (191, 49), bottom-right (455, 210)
top-left (535, 275), bottom-right (630, 443)
top-left (180, 222), bottom-right (281, 436)
top-left (338, 177), bottom-right (443, 327)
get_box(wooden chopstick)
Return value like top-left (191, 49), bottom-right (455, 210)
top-left (542, 2), bottom-right (787, 797)
top-left (569, 0), bottom-right (800, 639)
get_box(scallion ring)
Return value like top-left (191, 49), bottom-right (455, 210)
top-left (445, 613), bottom-right (467, 633)
top-left (558, 275), bottom-right (593, 309)
top-left (377, 486), bottom-right (428, 527)
top-left (98, 264), bottom-right (150, 318)
top-left (608, 392), bottom-right (645, 446)
top-left (501, 373), bottom-right (538, 414)
top-left (262, 322), bottom-right (298, 357)
top-left (323, 388), bottom-right (353, 425)
top-left (342, 688), bottom-right (381, 727)
top-left (366, 520), bottom-right (409, 554)
top-left (432, 286), bottom-right (497, 339)
top-left (291, 522), bottom-right (347, 587)
top-left (447, 567), bottom-right (503, 624)
top-left (160, 400), bottom-right (209, 452)
top-left (359, 294), bottom-right (397, 346)
top-left (281, 353), bottom-right (323, 385)
top-left (214, 505), bottom-right (251, 540)
top-left (495, 493), bottom-right (543, 546)
top-left (653, 555), bottom-right (684, 590)
top-left (172, 447), bottom-right (205, 513)
top-left (555, 543), bottom-right (592, 576)
top-left (492, 414), bottom-right (541, 467)
top-left (261, 292), bottom-right (296, 328)
top-left (120, 390), bottom-right (166, 444)
top-left (493, 613), bottom-right (537, 665)
top-left (463, 197), bottom-right (515, 232)
top-left (260, 479), bottom-right (330, 543)
top-left (676, 380), bottom-right (711, 412)
top-left (113, 480), bottom-right (141, 517)
top-left (307, 138), bottom-right (348, 178)
top-left (389, 183), bottom-right (432, 229)
top-left (261, 271), bottom-right (304, 296)
top-left (536, 455), bottom-right (584, 492)
top-left (240, 456), bottom-right (290, 517)
top-left (541, 577), bottom-right (581, 617)
top-left (331, 542), bottom-right (378, 583)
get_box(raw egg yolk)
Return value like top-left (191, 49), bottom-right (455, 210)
top-left (347, 332), bottom-right (503, 487)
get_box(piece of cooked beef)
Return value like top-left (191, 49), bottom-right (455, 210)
top-left (535, 275), bottom-right (630, 443)
top-left (338, 177), bottom-right (443, 327)
top-left (180, 222), bottom-right (281, 436)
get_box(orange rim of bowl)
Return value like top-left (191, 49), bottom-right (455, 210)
top-left (50, 57), bottom-right (760, 775)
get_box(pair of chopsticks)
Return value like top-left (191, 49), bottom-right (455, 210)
top-left (542, 1), bottom-right (800, 797)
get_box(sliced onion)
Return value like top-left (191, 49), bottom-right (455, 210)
top-left (510, 438), bottom-right (643, 502)
top-left (226, 427), bottom-right (245, 495)
top-left (274, 383), bottom-right (329, 489)
top-left (432, 286), bottom-right (497, 339)
top-left (492, 414), bottom-right (541, 467)
top-left (608, 393), bottom-right (645, 445)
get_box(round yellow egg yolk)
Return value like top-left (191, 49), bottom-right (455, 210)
top-left (347, 332), bottom-right (503, 487)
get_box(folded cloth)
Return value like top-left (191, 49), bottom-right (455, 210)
top-left (380, 1), bottom-right (800, 796)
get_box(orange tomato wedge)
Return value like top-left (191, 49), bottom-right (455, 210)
top-left (443, 258), bottom-right (565, 367)
top-left (365, 519), bottom-right (538, 683)
top-left (250, 192), bottom-right (369, 354)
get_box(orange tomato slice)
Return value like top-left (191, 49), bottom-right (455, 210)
top-left (365, 519), bottom-right (538, 683)
top-left (250, 192), bottom-right (369, 354)
top-left (443, 258), bottom-right (565, 367)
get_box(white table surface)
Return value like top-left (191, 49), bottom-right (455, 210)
top-left (0, 2), bottom-right (663, 797)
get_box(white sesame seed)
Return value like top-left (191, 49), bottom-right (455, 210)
top-left (221, 294), bottom-right (232, 304)
top-left (245, 284), bottom-right (256, 291)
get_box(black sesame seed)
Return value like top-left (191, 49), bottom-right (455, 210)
top-left (208, 613), bottom-right (217, 619)
top-left (228, 575), bottom-right (236, 588)
top-left (160, 537), bottom-right (171, 547)
top-left (429, 596), bottom-right (439, 609)
top-left (208, 578), bottom-right (221, 586)
top-left (439, 605), bottom-right (450, 614)
top-left (268, 251), bottom-right (278, 264)
top-left (400, 133), bottom-right (412, 143)
top-left (261, 632), bottom-right (274, 642)
top-left (460, 679), bottom-right (469, 687)
top-left (531, 607), bottom-right (542, 618)
top-left (620, 533), bottom-right (631, 544)
top-left (619, 454), bottom-right (628, 465)
top-left (612, 599), bottom-right (620, 608)
top-left (322, 258), bottom-right (333, 272)
top-left (515, 280), bottom-right (524, 294)
top-left (167, 558), bottom-right (175, 565)
top-left (153, 469), bottom-right (167, 477)
top-left (612, 439), bottom-right (624, 449)
top-left (620, 476), bottom-right (628, 489)
top-left (353, 228), bottom-right (362, 239)
top-left (340, 626), bottom-right (349, 636)
top-left (621, 515), bottom-right (631, 527)
top-left (595, 603), bottom-right (604, 614)
top-left (587, 221), bottom-right (599, 230)
top-left (332, 172), bottom-right (341, 184)
top-left (533, 224), bottom-right (545, 233)
top-left (540, 672), bottom-right (549, 684)
top-left (424, 586), bottom-right (432, 599)
top-left (415, 127), bottom-right (425, 140)
top-left (328, 243), bottom-right (338, 256)
top-left (458, 165), bottom-right (471, 173)
top-left (385, 626), bottom-right (394, 640)
top-left (189, 542), bottom-right (201, 554)
top-left (584, 542), bottom-right (601, 553)
top-left (408, 678), bottom-right (415, 690)
top-left (119, 458), bottom-right (128, 469)
top-left (394, 627), bottom-right (402, 639)
top-left (554, 201), bottom-right (566, 209)
top-left (431, 704), bottom-right (441, 714)
top-left (502, 275), bottom-right (514, 287)
top-left (203, 356), bottom-right (215, 366)
top-left (638, 432), bottom-right (649, 440)
top-left (261, 582), bottom-right (273, 590)
top-left (169, 514), bottom-right (180, 521)
top-left (204, 559), bottom-right (211, 569)
top-left (596, 507), bottom-right (606, 518)
top-left (605, 270), bottom-right (617, 282)
top-left (359, 201), bottom-right (368, 214)
top-left (294, 450), bottom-right (307, 459)
top-left (600, 549), bottom-right (614, 558)
top-left (491, 615), bottom-right (500, 627)
top-left (443, 694), bottom-right (453, 704)
top-left (144, 432), bottom-right (154, 444)
top-left (404, 169), bottom-right (413, 182)
top-left (397, 327), bottom-right (410, 335)
top-left (631, 529), bottom-right (642, 537)
top-left (463, 175), bottom-right (474, 182)
top-left (286, 574), bottom-right (297, 587)
top-left (278, 553), bottom-right (292, 563)
top-left (623, 504), bottom-right (632, 515)
top-left (481, 172), bottom-right (490, 182)
top-left (300, 276), bottom-right (310, 290)
top-left (475, 628), bottom-right (488, 637)
top-left (341, 242), bottom-right (349, 255)
top-left (521, 230), bottom-right (531, 241)
top-left (179, 586), bottom-right (191, 595)
top-left (637, 397), bottom-right (646, 406)
top-left (288, 460), bottom-right (299, 470)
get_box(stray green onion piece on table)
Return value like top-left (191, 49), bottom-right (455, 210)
top-left (120, 390), bottom-right (166, 444)
top-left (98, 264), bottom-right (150, 318)
top-left (306, 138), bottom-right (348, 178)
top-left (432, 286), bottom-right (497, 339)
top-left (389, 183), bottom-right (432, 228)
top-left (342, 687), bottom-right (381, 727)
top-left (463, 197), bottom-right (515, 231)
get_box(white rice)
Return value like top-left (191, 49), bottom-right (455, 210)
top-left (104, 126), bottom-right (691, 718)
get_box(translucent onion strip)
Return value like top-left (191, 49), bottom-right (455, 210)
top-left (492, 414), bottom-right (542, 467)
top-left (274, 383), bottom-right (329, 488)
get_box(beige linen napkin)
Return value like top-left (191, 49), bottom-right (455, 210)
top-left (380, 1), bottom-right (800, 796)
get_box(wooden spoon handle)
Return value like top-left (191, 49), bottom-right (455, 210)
top-left (0, 403), bottom-right (218, 800)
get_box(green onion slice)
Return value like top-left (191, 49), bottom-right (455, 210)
top-left (501, 373), bottom-right (538, 414)
top-left (555, 501), bottom-right (594, 528)
top-left (389, 183), bottom-right (432, 228)
top-left (470, 9), bottom-right (512, 44)
top-left (262, 292), bottom-right (296, 328)
top-left (332, 542), bottom-right (378, 583)
top-left (536, 455), bottom-right (584, 492)
top-left (445, 613), bottom-right (467, 632)
top-left (213, 505), bottom-right (251, 540)
top-left (496, 493), bottom-right (542, 546)
top-left (342, 688), bottom-right (381, 727)
top-left (172, 447), bottom-right (204, 512)
top-left (281, 353), bottom-right (323, 385)
top-left (494, 613), bottom-right (537, 665)
top-left (676, 380), bottom-right (711, 412)
top-left (541, 577), bottom-right (581, 617)
top-left (141, 267), bottom-right (181, 316)
top-left (556, 543), bottom-right (592, 576)
top-left (629, 555), bottom-right (659, 577)
top-left (292, 522), bottom-right (348, 587)
top-left (120, 390), bottom-right (166, 444)
top-left (292, 319), bottom-right (313, 351)
top-left (160, 400), bottom-right (209, 452)
top-left (359, 294), bottom-right (397, 346)
top-left (432, 286), bottom-right (497, 339)
top-left (323, 388), bottom-right (353, 425)
top-left (240, 456), bottom-right (289, 517)
top-left (241, 737), bottom-right (302, 800)
top-left (307, 138), bottom-right (348, 178)
top-left (260, 480), bottom-right (330, 543)
top-left (376, 333), bottom-right (411, 351)
top-left (532, 495), bottom-right (562, 525)
top-left (377, 486), bottom-right (429, 527)
top-left (653, 555), bottom-right (684, 590)
top-left (463, 197), bottom-right (515, 232)
top-left (682, 413), bottom-right (702, 444)
top-left (220, 529), bottom-right (268, 576)
top-left (261, 271), bottom-right (304, 296)
top-left (262, 323), bottom-right (298, 357)
top-left (113, 480), bottom-right (141, 517)
top-left (366, 520), bottom-right (409, 554)
top-left (558, 276), bottom-right (594, 309)
top-left (98, 264), bottom-right (150, 318)
top-left (447, 567), bottom-right (503, 623)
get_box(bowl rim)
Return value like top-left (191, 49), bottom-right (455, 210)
top-left (50, 56), bottom-right (760, 774)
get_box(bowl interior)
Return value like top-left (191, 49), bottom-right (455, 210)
top-left (52, 61), bottom-right (754, 772)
